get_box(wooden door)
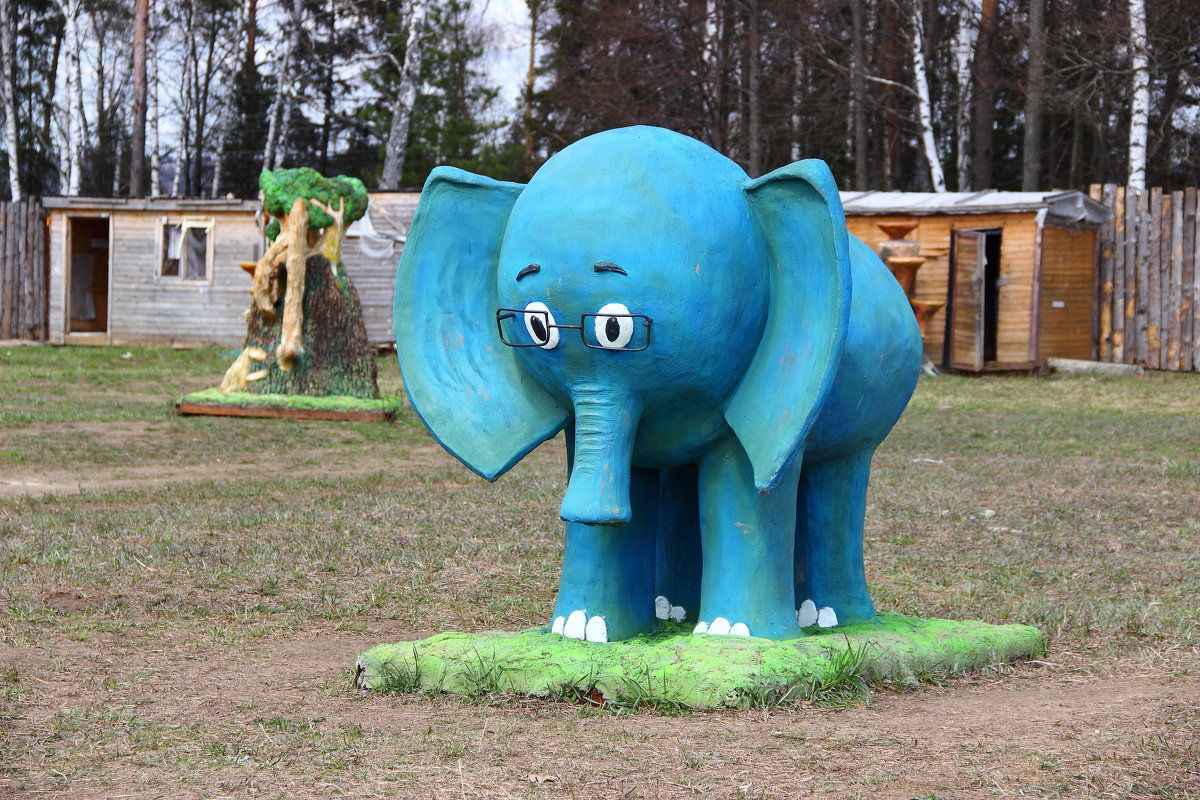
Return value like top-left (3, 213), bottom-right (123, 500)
top-left (950, 230), bottom-right (985, 371)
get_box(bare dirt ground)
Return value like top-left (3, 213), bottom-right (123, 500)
top-left (4, 619), bottom-right (1197, 799)
top-left (2, 351), bottom-right (1197, 799)
top-left (5, 433), bottom-right (1196, 800)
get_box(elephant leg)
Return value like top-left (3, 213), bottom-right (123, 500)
top-left (550, 465), bottom-right (659, 642)
top-left (794, 448), bottom-right (877, 628)
top-left (695, 435), bottom-right (801, 639)
top-left (654, 465), bottom-right (701, 624)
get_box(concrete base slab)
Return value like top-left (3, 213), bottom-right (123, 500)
top-left (355, 613), bottom-right (1044, 709)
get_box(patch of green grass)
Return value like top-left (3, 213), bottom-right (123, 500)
top-left (1, 348), bottom-right (1199, 797)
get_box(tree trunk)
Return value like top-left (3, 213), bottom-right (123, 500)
top-left (789, 46), bottom-right (802, 162)
top-left (1, 0), bottom-right (20, 201)
top-left (263, 0), bottom-right (301, 172)
top-left (149, 20), bottom-right (161, 197)
top-left (880, 0), bottom-right (900, 190)
top-left (910, 0), bottom-right (945, 191)
top-left (746, 0), bottom-right (761, 177)
top-left (129, 0), bottom-right (149, 196)
top-left (850, 0), bottom-right (868, 190)
top-left (1126, 0), bottom-right (1149, 190)
top-left (380, 0), bottom-right (426, 188)
top-left (522, 0), bottom-right (539, 178)
top-left (971, 0), bottom-right (997, 189)
top-left (61, 0), bottom-right (83, 195)
top-left (1021, 0), bottom-right (1046, 190)
top-left (953, 0), bottom-right (978, 190)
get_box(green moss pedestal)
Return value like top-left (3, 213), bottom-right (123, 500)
top-left (355, 613), bottom-right (1043, 709)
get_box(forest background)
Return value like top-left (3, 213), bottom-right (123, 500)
top-left (0, 0), bottom-right (1197, 204)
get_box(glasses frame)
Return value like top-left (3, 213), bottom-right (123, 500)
top-left (496, 308), bottom-right (654, 352)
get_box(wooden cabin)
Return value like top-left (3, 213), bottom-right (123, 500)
top-left (842, 190), bottom-right (1109, 372)
top-left (43, 193), bottom-right (419, 348)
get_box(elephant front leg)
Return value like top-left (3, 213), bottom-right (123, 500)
top-left (695, 436), bottom-right (802, 639)
top-left (795, 449), bottom-right (877, 628)
top-left (549, 466), bottom-right (659, 642)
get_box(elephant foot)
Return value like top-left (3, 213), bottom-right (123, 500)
top-left (654, 595), bottom-right (687, 623)
top-left (550, 610), bottom-right (609, 643)
top-left (796, 598), bottom-right (840, 629)
top-left (692, 617), bottom-right (751, 637)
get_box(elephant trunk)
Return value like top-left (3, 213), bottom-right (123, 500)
top-left (560, 388), bottom-right (642, 526)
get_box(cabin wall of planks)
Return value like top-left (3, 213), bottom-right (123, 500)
top-left (847, 212), bottom-right (1044, 366)
top-left (47, 207), bottom-right (263, 346)
top-left (1090, 184), bottom-right (1199, 372)
top-left (44, 193), bottom-right (420, 348)
top-left (0, 200), bottom-right (48, 341)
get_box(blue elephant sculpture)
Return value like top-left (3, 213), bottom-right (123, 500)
top-left (394, 126), bottom-right (922, 642)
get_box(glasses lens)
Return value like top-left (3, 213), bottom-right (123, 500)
top-left (582, 313), bottom-right (649, 350)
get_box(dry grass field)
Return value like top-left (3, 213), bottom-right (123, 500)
top-left (0, 345), bottom-right (1197, 799)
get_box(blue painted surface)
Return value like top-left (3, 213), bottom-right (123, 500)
top-left (394, 126), bottom-right (921, 641)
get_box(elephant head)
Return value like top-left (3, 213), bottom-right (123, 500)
top-left (394, 126), bottom-right (851, 524)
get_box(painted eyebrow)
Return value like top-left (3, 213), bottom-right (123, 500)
top-left (516, 264), bottom-right (541, 281)
top-left (593, 262), bottom-right (627, 275)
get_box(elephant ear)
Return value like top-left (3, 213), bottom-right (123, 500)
top-left (394, 166), bottom-right (569, 481)
top-left (723, 159), bottom-right (852, 492)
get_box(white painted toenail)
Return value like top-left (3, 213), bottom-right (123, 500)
top-left (817, 607), bottom-right (838, 628)
top-left (563, 610), bottom-right (587, 639)
top-left (708, 617), bottom-right (731, 635)
top-left (551, 616), bottom-right (565, 634)
top-left (693, 621), bottom-right (709, 634)
top-left (798, 599), bottom-right (818, 627)
top-left (729, 622), bottom-right (750, 636)
top-left (584, 616), bottom-right (608, 643)
top-left (654, 596), bottom-right (671, 620)
top-left (668, 605), bottom-right (685, 623)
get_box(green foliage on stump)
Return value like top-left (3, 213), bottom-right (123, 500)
top-left (259, 167), bottom-right (368, 234)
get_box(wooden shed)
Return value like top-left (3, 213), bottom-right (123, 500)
top-left (842, 190), bottom-right (1110, 372)
top-left (44, 193), bottom-right (419, 348)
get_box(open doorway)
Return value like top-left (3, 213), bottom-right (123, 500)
top-left (947, 228), bottom-right (1002, 370)
top-left (68, 217), bottom-right (110, 334)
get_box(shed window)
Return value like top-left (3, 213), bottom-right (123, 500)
top-left (160, 219), bottom-right (212, 280)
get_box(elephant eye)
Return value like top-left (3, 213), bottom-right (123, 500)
top-left (593, 302), bottom-right (634, 349)
top-left (523, 301), bottom-right (560, 350)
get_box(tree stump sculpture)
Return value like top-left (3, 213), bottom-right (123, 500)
top-left (220, 168), bottom-right (379, 400)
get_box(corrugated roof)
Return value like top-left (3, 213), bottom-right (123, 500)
top-left (839, 189), bottom-right (1110, 224)
top-left (43, 196), bottom-right (260, 211)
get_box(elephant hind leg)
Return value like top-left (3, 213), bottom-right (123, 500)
top-left (655, 465), bottom-right (701, 624)
top-left (795, 448), bottom-right (877, 628)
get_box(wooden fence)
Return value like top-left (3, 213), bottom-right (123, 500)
top-left (0, 200), bottom-right (48, 341)
top-left (1089, 184), bottom-right (1200, 372)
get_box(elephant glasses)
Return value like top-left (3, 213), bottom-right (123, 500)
top-left (496, 304), bottom-right (653, 351)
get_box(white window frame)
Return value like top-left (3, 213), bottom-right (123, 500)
top-left (158, 216), bottom-right (215, 282)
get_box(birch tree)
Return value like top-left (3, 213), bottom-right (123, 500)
top-left (380, 0), bottom-right (426, 188)
top-left (1127, 0), bottom-right (1149, 190)
top-left (1, 0), bottom-right (20, 200)
top-left (952, 0), bottom-right (978, 190)
top-left (263, 0), bottom-right (301, 172)
top-left (149, 18), bottom-right (160, 196)
top-left (57, 0), bottom-right (84, 195)
top-left (909, 0), bottom-right (946, 191)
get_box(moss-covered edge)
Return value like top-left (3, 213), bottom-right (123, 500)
top-left (355, 613), bottom-right (1044, 709)
top-left (179, 387), bottom-right (401, 413)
